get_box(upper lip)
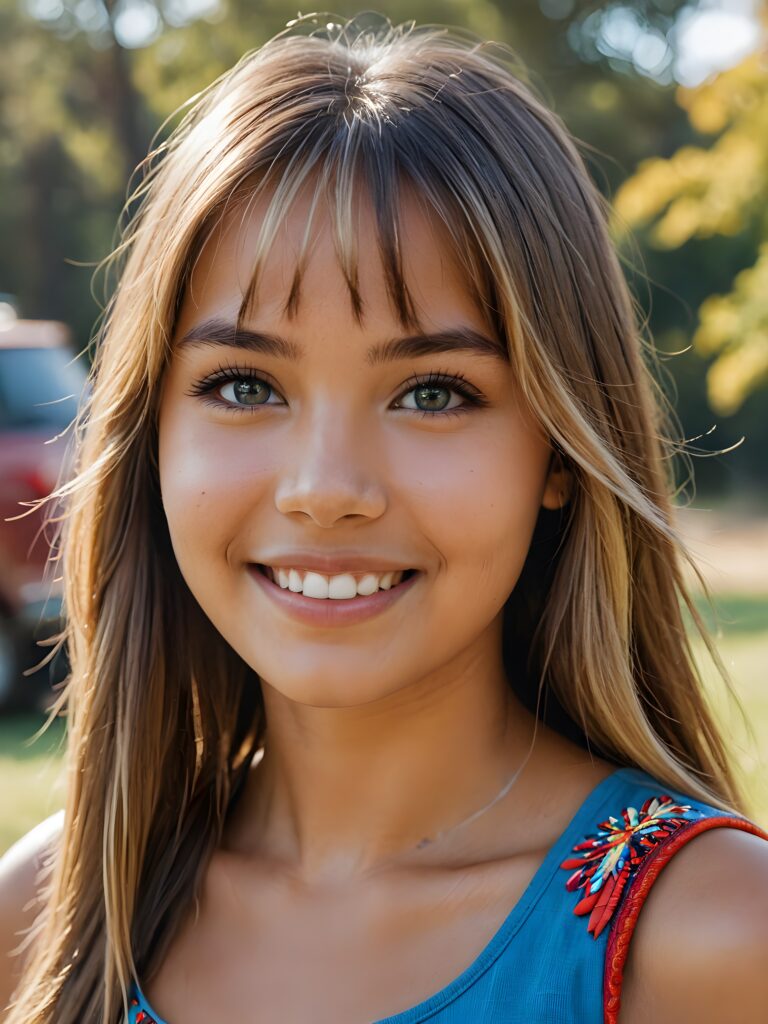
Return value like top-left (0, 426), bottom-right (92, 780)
top-left (253, 552), bottom-right (418, 574)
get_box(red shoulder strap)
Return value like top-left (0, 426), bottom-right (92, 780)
top-left (603, 815), bottom-right (768, 1024)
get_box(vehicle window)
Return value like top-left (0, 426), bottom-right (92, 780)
top-left (0, 348), bottom-right (88, 430)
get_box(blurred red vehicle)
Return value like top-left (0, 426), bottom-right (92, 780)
top-left (0, 311), bottom-right (88, 711)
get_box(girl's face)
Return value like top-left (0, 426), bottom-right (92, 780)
top-left (158, 183), bottom-right (567, 708)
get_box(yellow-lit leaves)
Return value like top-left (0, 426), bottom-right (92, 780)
top-left (612, 49), bottom-right (768, 414)
top-left (678, 53), bottom-right (767, 135)
top-left (613, 132), bottom-right (766, 248)
top-left (696, 244), bottom-right (768, 415)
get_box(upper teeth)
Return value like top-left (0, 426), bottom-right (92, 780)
top-left (266, 567), bottom-right (406, 599)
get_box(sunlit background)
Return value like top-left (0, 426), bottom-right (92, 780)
top-left (1, 0), bottom-right (766, 852)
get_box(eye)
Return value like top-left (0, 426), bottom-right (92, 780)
top-left (220, 377), bottom-right (274, 407)
top-left (393, 371), bottom-right (489, 418)
top-left (186, 364), bottom-right (283, 411)
top-left (186, 365), bottom-right (489, 417)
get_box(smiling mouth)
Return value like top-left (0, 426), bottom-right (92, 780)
top-left (253, 564), bottom-right (419, 601)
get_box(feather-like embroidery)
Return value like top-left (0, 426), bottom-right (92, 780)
top-left (560, 794), bottom-right (701, 937)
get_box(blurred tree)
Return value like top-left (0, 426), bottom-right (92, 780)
top-left (613, 40), bottom-right (768, 416)
top-left (0, 1), bottom-right (149, 340)
top-left (3, 0), bottom-right (765, 495)
top-left (2, 0), bottom-right (693, 336)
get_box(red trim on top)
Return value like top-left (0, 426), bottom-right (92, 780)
top-left (603, 815), bottom-right (768, 1024)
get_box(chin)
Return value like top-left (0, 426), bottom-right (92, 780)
top-left (257, 668), bottom-right (405, 709)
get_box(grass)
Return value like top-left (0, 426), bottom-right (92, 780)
top-left (0, 715), bottom-right (67, 855)
top-left (1, 592), bottom-right (766, 856)
top-left (689, 592), bottom-right (768, 828)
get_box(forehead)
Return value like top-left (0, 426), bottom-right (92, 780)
top-left (175, 179), bottom-right (491, 340)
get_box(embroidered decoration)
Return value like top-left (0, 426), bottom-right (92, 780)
top-left (560, 794), bottom-right (700, 938)
top-left (129, 996), bottom-right (158, 1024)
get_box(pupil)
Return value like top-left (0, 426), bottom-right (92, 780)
top-left (234, 380), bottom-right (269, 405)
top-left (415, 386), bottom-right (449, 411)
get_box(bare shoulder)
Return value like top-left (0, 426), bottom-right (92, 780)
top-left (619, 824), bottom-right (768, 1024)
top-left (0, 812), bottom-right (64, 1015)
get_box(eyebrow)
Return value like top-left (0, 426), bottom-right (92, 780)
top-left (177, 317), bottom-right (509, 365)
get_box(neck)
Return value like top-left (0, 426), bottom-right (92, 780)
top-left (224, 638), bottom-right (540, 883)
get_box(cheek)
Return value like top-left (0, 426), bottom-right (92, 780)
top-left (392, 420), bottom-right (548, 585)
top-left (157, 413), bottom-right (277, 576)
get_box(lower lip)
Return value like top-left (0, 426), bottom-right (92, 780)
top-left (247, 565), bottom-right (421, 627)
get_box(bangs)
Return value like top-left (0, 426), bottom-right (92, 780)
top-left (227, 113), bottom-right (506, 348)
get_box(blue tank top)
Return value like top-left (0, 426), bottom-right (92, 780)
top-left (127, 765), bottom-right (768, 1024)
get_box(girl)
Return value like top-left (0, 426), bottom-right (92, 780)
top-left (1, 13), bottom-right (767, 1024)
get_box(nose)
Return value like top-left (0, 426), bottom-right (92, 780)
top-left (273, 409), bottom-right (387, 528)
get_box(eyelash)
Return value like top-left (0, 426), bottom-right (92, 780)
top-left (185, 362), bottom-right (490, 419)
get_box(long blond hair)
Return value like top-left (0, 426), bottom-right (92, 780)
top-left (8, 14), bottom-right (748, 1023)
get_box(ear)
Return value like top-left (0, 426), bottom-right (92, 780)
top-left (541, 448), bottom-right (574, 511)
